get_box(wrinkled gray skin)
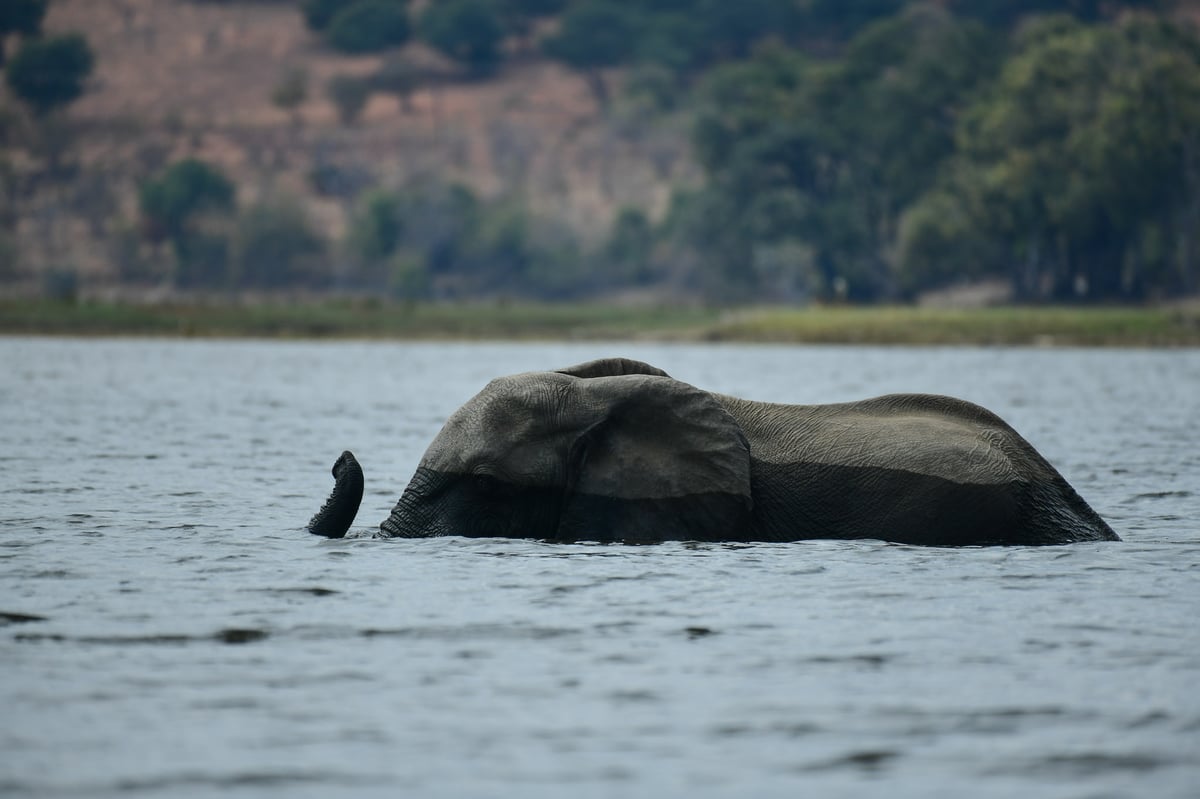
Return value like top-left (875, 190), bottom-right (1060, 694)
top-left (307, 358), bottom-right (1119, 546)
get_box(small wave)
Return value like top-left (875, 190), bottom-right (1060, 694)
top-left (710, 720), bottom-right (822, 739)
top-left (0, 610), bottom-right (47, 625)
top-left (1121, 490), bottom-right (1193, 504)
top-left (1006, 751), bottom-right (1169, 776)
top-left (109, 770), bottom-right (389, 792)
top-left (1124, 710), bottom-right (1173, 729)
top-left (800, 749), bottom-right (900, 773)
top-left (548, 571), bottom-right (679, 594)
top-left (254, 586), bottom-right (340, 597)
top-left (358, 622), bottom-right (576, 642)
top-left (92, 453), bottom-right (162, 461)
top-left (802, 653), bottom-right (892, 668)
top-left (14, 627), bottom-right (269, 646)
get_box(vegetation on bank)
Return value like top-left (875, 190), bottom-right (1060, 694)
top-left (3, 1), bottom-right (1198, 310)
top-left (2, 300), bottom-right (1197, 347)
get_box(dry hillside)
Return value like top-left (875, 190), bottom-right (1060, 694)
top-left (4, 0), bottom-right (698, 285)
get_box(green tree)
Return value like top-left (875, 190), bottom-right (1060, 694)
top-left (821, 6), bottom-right (1001, 256)
top-left (388, 251), bottom-right (430, 299)
top-left (631, 13), bottom-right (703, 76)
top-left (604, 207), bottom-right (655, 283)
top-left (542, 1), bottom-right (638, 105)
top-left (5, 34), bottom-right (95, 117)
top-left (271, 67), bottom-right (309, 126)
top-left (327, 74), bottom-right (372, 125)
top-left (499, 0), bottom-right (565, 16)
top-left (376, 181), bottom-right (480, 279)
top-left (895, 183), bottom-right (994, 297)
top-left (947, 0), bottom-right (1163, 28)
top-left (946, 15), bottom-right (1200, 300)
top-left (272, 68), bottom-right (308, 108)
top-left (326, 0), bottom-right (411, 54)
top-left (694, 0), bottom-right (802, 60)
top-left (466, 199), bottom-right (534, 288)
top-left (801, 0), bottom-right (906, 42)
top-left (691, 7), bottom-right (1000, 300)
top-left (349, 190), bottom-right (403, 264)
top-left (172, 232), bottom-right (230, 288)
top-left (0, 0), bottom-right (47, 67)
top-left (419, 0), bottom-right (505, 77)
top-left (139, 159), bottom-right (236, 286)
top-left (301, 0), bottom-right (359, 31)
top-left (139, 159), bottom-right (235, 241)
top-left (372, 55), bottom-right (420, 111)
top-left (233, 199), bottom-right (327, 288)
top-left (496, 0), bottom-right (566, 43)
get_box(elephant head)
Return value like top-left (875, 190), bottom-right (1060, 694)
top-left (308, 358), bottom-right (755, 542)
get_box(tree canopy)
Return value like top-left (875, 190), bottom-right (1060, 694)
top-left (26, 0), bottom-right (1190, 304)
top-left (139, 159), bottom-right (236, 241)
top-left (542, 1), bottom-right (639, 103)
top-left (690, 7), bottom-right (1002, 300)
top-left (326, 0), bottom-right (411, 54)
top-left (301, 0), bottom-right (360, 31)
top-left (419, 0), bottom-right (506, 76)
top-left (676, 6), bottom-right (1200, 303)
top-left (0, 0), bottom-right (47, 65)
top-left (5, 33), bottom-right (95, 116)
top-left (927, 14), bottom-right (1200, 299)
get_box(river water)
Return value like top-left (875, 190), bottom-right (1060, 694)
top-left (2, 338), bottom-right (1197, 798)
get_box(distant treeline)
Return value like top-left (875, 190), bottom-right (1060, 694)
top-left (124, 0), bottom-right (1198, 302)
top-left (688, 4), bottom-right (1200, 302)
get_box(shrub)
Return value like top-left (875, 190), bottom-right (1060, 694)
top-left (349, 190), bottom-right (403, 263)
top-left (0, 0), bottom-right (47, 66)
top-left (604, 207), bottom-right (654, 283)
top-left (139, 159), bottom-right (235, 241)
top-left (308, 160), bottom-right (376, 200)
top-left (389, 252), bottom-right (429, 299)
top-left (41, 267), bottom-right (78, 302)
top-left (371, 56), bottom-right (420, 110)
top-left (542, 1), bottom-right (637, 71)
top-left (497, 0), bottom-right (565, 18)
top-left (301, 0), bottom-right (358, 31)
top-left (541, 1), bottom-right (637, 103)
top-left (326, 0), bottom-right (411, 54)
top-left (5, 34), bottom-right (95, 116)
top-left (0, 232), bottom-right (18, 280)
top-left (233, 200), bottom-right (327, 288)
top-left (271, 67), bottom-right (308, 114)
top-left (174, 231), bottom-right (231, 289)
top-left (419, 0), bottom-right (505, 76)
top-left (0, 0), bottom-right (47, 48)
top-left (139, 159), bottom-right (236, 288)
top-left (495, 0), bottom-right (567, 42)
top-left (326, 74), bottom-right (372, 125)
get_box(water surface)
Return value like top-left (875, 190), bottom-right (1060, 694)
top-left (2, 339), bottom-right (1197, 797)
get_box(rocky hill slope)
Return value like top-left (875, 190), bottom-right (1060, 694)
top-left (4, 0), bottom-right (697, 287)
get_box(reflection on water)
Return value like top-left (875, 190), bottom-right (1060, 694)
top-left (1, 339), bottom-right (1198, 797)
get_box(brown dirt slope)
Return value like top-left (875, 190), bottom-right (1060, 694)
top-left (4, 0), bottom-right (696, 284)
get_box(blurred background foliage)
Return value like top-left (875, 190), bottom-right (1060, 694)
top-left (0, 0), bottom-right (1196, 304)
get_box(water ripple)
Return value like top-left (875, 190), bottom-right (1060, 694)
top-left (2, 339), bottom-right (1197, 798)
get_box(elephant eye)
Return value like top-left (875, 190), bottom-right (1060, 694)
top-left (474, 474), bottom-right (503, 496)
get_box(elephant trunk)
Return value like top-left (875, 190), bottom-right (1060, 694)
top-left (378, 467), bottom-right (443, 538)
top-left (307, 450), bottom-right (364, 539)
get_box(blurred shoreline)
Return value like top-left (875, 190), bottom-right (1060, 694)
top-left (3, 298), bottom-right (1197, 347)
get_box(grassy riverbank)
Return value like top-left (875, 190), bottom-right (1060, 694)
top-left (2, 299), bottom-right (1198, 346)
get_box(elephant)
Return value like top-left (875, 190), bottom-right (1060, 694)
top-left (307, 357), bottom-right (1119, 546)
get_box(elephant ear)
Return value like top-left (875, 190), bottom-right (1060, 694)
top-left (557, 373), bottom-right (753, 543)
top-left (555, 358), bottom-right (671, 380)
